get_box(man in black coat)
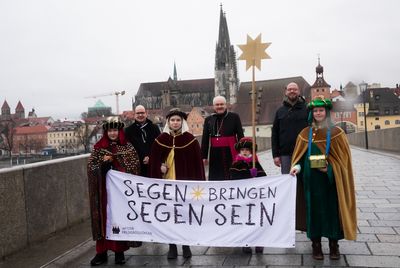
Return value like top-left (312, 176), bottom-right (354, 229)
top-left (271, 82), bottom-right (308, 174)
top-left (125, 105), bottom-right (161, 177)
top-left (201, 96), bottom-right (244, 180)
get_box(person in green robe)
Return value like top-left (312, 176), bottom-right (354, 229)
top-left (290, 96), bottom-right (357, 261)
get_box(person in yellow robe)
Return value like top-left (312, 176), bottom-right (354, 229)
top-left (149, 108), bottom-right (205, 259)
top-left (290, 96), bottom-right (356, 260)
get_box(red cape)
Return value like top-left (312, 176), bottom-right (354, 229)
top-left (149, 132), bottom-right (205, 181)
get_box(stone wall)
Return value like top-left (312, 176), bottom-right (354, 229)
top-left (0, 154), bottom-right (90, 258)
top-left (347, 127), bottom-right (400, 153)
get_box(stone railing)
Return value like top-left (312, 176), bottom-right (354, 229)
top-left (0, 154), bottom-right (90, 258)
top-left (347, 127), bottom-right (400, 153)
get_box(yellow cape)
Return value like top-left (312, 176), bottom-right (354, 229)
top-left (291, 126), bottom-right (357, 240)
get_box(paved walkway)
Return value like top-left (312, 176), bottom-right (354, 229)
top-left (1, 147), bottom-right (399, 267)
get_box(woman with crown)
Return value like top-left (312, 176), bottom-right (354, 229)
top-left (290, 96), bottom-right (357, 260)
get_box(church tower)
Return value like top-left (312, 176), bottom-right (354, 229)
top-left (310, 57), bottom-right (331, 100)
top-left (15, 100), bottom-right (25, 119)
top-left (214, 5), bottom-right (239, 104)
top-left (1, 100), bottom-right (11, 116)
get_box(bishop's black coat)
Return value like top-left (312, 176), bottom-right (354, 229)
top-left (201, 111), bottom-right (244, 180)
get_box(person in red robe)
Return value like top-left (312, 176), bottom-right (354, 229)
top-left (149, 108), bottom-right (205, 259)
top-left (87, 117), bottom-right (140, 266)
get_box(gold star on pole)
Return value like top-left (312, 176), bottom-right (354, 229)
top-left (238, 34), bottom-right (271, 70)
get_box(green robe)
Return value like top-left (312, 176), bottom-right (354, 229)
top-left (300, 143), bottom-right (344, 240)
top-left (292, 126), bottom-right (357, 241)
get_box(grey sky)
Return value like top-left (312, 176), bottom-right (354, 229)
top-left (1, 0), bottom-right (399, 119)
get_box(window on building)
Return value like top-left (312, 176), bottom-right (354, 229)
top-left (375, 117), bottom-right (379, 121)
top-left (384, 109), bottom-right (390, 115)
top-left (375, 95), bottom-right (380, 100)
top-left (394, 107), bottom-right (399, 115)
top-left (359, 112), bottom-right (364, 116)
top-left (395, 120), bottom-right (400, 125)
top-left (385, 120), bottom-right (390, 125)
top-left (316, 89), bottom-right (319, 92)
top-left (375, 125), bottom-right (381, 129)
top-left (257, 127), bottom-right (259, 132)
top-left (360, 121), bottom-right (363, 126)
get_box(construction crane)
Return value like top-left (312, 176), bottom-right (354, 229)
top-left (85, 90), bottom-right (126, 115)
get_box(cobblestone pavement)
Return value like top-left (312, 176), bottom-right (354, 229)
top-left (2, 147), bottom-right (400, 267)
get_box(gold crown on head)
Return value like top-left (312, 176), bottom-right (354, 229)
top-left (102, 116), bottom-right (124, 130)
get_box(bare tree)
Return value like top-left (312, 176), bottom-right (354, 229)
top-left (0, 120), bottom-right (16, 157)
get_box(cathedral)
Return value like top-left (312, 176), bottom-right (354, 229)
top-left (134, 5), bottom-right (238, 110)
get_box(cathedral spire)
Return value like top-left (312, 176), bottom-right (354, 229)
top-left (173, 62), bottom-right (177, 81)
top-left (214, 5), bottom-right (239, 104)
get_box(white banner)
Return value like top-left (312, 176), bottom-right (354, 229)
top-left (106, 170), bottom-right (297, 248)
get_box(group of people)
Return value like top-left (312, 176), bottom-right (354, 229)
top-left (87, 82), bottom-right (357, 266)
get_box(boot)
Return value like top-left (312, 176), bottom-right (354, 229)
top-left (329, 239), bottom-right (340, 260)
top-left (242, 247), bottom-right (252, 254)
top-left (311, 238), bottom-right (324, 260)
top-left (167, 244), bottom-right (178, 259)
top-left (90, 252), bottom-right (108, 266)
top-left (114, 252), bottom-right (125, 265)
top-left (255, 247), bottom-right (264, 254)
top-left (182, 245), bottom-right (192, 258)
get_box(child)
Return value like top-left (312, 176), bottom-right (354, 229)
top-left (229, 137), bottom-right (266, 254)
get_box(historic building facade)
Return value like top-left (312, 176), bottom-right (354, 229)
top-left (134, 6), bottom-right (238, 110)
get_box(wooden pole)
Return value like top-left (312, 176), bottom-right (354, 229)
top-left (251, 60), bottom-right (256, 169)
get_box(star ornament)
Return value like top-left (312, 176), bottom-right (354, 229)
top-left (238, 34), bottom-right (271, 71)
top-left (190, 185), bottom-right (205, 201)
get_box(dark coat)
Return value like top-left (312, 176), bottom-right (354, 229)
top-left (125, 119), bottom-right (161, 176)
top-left (230, 160), bottom-right (266, 180)
top-left (271, 97), bottom-right (308, 158)
top-left (201, 111), bottom-right (244, 180)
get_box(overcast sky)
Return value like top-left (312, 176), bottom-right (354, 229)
top-left (1, 0), bottom-right (399, 120)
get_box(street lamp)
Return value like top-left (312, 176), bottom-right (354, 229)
top-left (359, 81), bottom-right (369, 149)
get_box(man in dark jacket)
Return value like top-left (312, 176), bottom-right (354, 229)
top-left (271, 82), bottom-right (308, 174)
top-left (125, 105), bottom-right (161, 176)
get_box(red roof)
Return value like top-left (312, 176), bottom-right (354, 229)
top-left (14, 125), bottom-right (49, 135)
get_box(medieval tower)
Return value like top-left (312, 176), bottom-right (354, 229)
top-left (310, 57), bottom-right (331, 100)
top-left (214, 5), bottom-right (239, 104)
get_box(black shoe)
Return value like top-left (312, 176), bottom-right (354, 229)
top-left (182, 245), bottom-right (192, 258)
top-left (90, 252), bottom-right (108, 266)
top-left (167, 244), bottom-right (178, 259)
top-left (255, 247), bottom-right (264, 253)
top-left (329, 240), bottom-right (340, 260)
top-left (311, 242), bottom-right (324, 260)
top-left (115, 252), bottom-right (125, 265)
top-left (242, 247), bottom-right (252, 254)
